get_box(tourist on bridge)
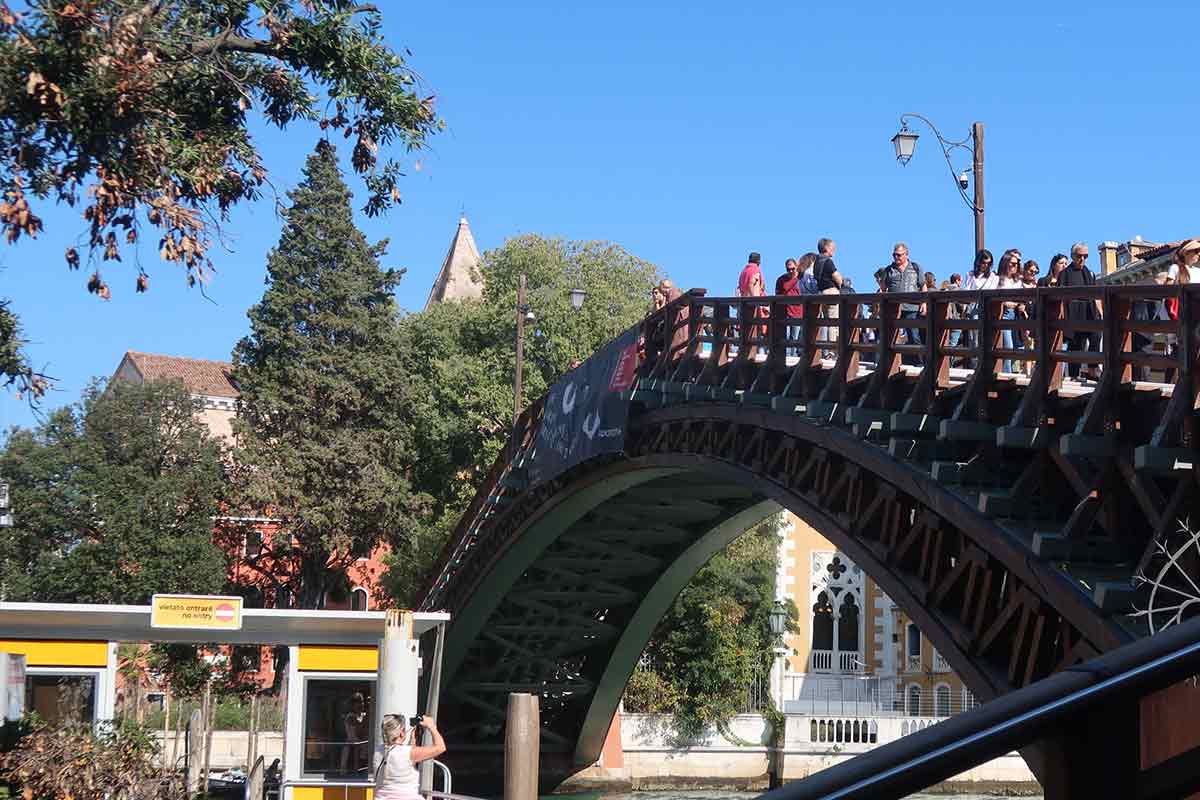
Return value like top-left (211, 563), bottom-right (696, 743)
top-left (775, 257), bottom-right (805, 356)
top-left (881, 242), bottom-right (924, 364)
top-left (1021, 261), bottom-right (1040, 373)
top-left (1061, 242), bottom-right (1103, 382)
top-left (738, 252), bottom-right (769, 358)
top-left (963, 249), bottom-right (999, 293)
top-left (661, 279), bottom-right (690, 362)
top-left (1039, 254), bottom-right (1068, 288)
top-left (814, 238), bottom-right (844, 350)
top-left (739, 251), bottom-right (763, 292)
top-left (961, 249), bottom-right (997, 359)
top-left (943, 273), bottom-right (964, 354)
top-left (1165, 241), bottom-right (1199, 348)
top-left (799, 252), bottom-right (820, 295)
top-left (374, 714), bottom-right (446, 800)
top-left (998, 252), bottom-right (1027, 374)
top-left (1167, 238), bottom-right (1200, 286)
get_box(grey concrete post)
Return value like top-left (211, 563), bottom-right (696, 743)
top-left (375, 610), bottom-right (419, 734)
top-left (504, 692), bottom-right (539, 800)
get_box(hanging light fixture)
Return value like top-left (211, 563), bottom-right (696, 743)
top-left (891, 124), bottom-right (919, 165)
top-left (768, 600), bottom-right (788, 638)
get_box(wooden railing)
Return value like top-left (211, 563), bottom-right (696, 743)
top-left (637, 284), bottom-right (1195, 450)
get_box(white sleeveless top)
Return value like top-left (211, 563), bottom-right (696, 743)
top-left (372, 744), bottom-right (421, 800)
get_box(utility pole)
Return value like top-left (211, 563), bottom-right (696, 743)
top-left (513, 273), bottom-right (527, 425)
top-left (972, 122), bottom-right (985, 256)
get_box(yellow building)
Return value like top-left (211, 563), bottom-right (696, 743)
top-left (776, 512), bottom-right (977, 718)
top-left (111, 350), bottom-right (239, 441)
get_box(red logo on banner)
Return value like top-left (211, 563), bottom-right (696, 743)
top-left (608, 343), bottom-right (639, 392)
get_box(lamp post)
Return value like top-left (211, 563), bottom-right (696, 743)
top-left (892, 114), bottom-right (985, 255)
top-left (514, 280), bottom-right (588, 424)
top-left (513, 274), bottom-right (532, 425)
top-left (768, 600), bottom-right (789, 710)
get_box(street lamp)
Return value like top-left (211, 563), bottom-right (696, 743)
top-left (768, 600), bottom-right (790, 710)
top-left (891, 124), bottom-right (919, 165)
top-left (513, 280), bottom-right (587, 425)
top-left (514, 274), bottom-right (530, 425)
top-left (891, 113), bottom-right (986, 255)
top-left (768, 600), bottom-right (788, 639)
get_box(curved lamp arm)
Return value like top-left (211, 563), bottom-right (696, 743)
top-left (898, 112), bottom-right (978, 213)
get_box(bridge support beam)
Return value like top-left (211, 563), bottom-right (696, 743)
top-left (1037, 699), bottom-right (1140, 800)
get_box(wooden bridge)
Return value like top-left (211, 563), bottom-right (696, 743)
top-left (418, 284), bottom-right (1200, 794)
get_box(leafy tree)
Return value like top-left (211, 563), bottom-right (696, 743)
top-left (0, 378), bottom-right (227, 602)
top-left (230, 139), bottom-right (425, 610)
top-left (625, 515), bottom-right (798, 738)
top-left (384, 235), bottom-right (661, 603)
top-left (0, 0), bottom-right (440, 389)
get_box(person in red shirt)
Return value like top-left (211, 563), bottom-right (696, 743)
top-left (775, 257), bottom-right (807, 356)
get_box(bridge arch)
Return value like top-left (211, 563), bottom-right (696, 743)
top-left (428, 404), bottom-right (1129, 787)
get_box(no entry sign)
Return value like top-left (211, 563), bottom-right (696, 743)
top-left (151, 594), bottom-right (244, 631)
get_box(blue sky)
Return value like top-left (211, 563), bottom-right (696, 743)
top-left (2, 0), bottom-right (1198, 429)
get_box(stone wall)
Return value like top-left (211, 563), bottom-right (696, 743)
top-left (563, 712), bottom-right (1039, 793)
top-left (153, 731), bottom-right (284, 771)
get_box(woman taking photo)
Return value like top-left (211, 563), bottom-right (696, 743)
top-left (374, 715), bottom-right (446, 800)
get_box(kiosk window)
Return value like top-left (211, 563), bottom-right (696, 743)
top-left (26, 674), bottom-right (96, 725)
top-left (302, 679), bottom-right (375, 778)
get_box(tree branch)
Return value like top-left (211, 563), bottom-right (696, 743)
top-left (185, 30), bottom-right (278, 57)
top-left (183, 4), bottom-right (381, 57)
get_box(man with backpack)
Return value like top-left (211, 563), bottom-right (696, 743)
top-left (1061, 242), bottom-right (1103, 381)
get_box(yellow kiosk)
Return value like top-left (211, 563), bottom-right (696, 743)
top-left (0, 600), bottom-right (450, 800)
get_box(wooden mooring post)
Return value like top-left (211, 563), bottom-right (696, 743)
top-left (504, 692), bottom-right (540, 800)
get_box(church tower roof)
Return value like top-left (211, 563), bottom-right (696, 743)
top-left (425, 216), bottom-right (483, 309)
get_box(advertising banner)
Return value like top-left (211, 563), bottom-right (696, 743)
top-left (528, 326), bottom-right (640, 486)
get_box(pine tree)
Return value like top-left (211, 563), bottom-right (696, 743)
top-left (231, 140), bottom-right (425, 609)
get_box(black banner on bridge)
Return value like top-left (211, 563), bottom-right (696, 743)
top-left (528, 326), bottom-right (640, 486)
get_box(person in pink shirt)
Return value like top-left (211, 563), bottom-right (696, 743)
top-left (737, 252), bottom-right (768, 359)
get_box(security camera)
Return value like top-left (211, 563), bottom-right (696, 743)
top-left (958, 170), bottom-right (970, 191)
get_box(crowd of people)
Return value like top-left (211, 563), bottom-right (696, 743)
top-left (718, 237), bottom-right (1200, 382)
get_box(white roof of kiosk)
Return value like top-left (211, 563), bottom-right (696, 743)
top-left (0, 602), bottom-right (449, 646)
